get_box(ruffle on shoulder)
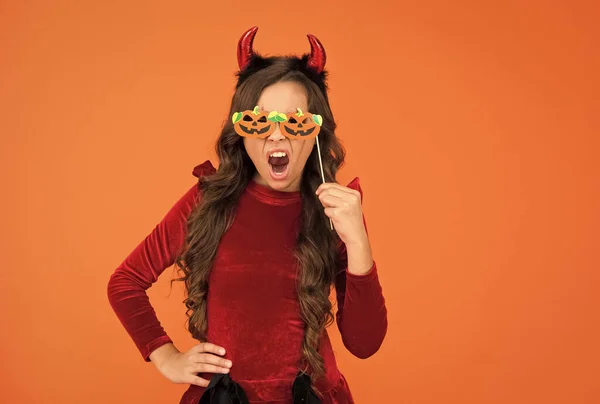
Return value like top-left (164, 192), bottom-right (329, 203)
top-left (192, 160), bottom-right (217, 178)
top-left (345, 177), bottom-right (363, 201)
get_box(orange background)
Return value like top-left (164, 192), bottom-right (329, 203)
top-left (1, 1), bottom-right (598, 403)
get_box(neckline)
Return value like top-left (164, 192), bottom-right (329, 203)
top-left (246, 178), bottom-right (302, 206)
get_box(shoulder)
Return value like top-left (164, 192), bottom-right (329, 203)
top-left (192, 160), bottom-right (217, 179)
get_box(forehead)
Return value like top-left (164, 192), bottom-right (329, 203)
top-left (257, 81), bottom-right (308, 114)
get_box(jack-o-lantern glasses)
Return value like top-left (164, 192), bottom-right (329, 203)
top-left (232, 106), bottom-right (323, 140)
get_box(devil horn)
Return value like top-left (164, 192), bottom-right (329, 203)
top-left (237, 26), bottom-right (258, 70)
top-left (306, 34), bottom-right (326, 74)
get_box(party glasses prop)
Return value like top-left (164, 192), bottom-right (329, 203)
top-left (232, 107), bottom-right (323, 140)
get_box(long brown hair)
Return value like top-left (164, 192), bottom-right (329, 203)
top-left (173, 57), bottom-right (346, 383)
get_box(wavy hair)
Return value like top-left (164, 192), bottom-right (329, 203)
top-left (172, 57), bottom-right (346, 385)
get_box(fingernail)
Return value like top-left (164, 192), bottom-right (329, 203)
top-left (226, 360), bottom-right (232, 367)
top-left (220, 348), bottom-right (226, 355)
top-left (222, 368), bottom-right (230, 373)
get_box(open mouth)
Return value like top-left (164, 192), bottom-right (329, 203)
top-left (267, 151), bottom-right (290, 179)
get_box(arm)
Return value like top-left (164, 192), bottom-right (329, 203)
top-left (107, 183), bottom-right (200, 361)
top-left (317, 177), bottom-right (388, 359)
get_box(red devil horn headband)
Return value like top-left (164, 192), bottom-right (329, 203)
top-left (237, 26), bottom-right (258, 71)
top-left (236, 26), bottom-right (327, 74)
top-left (306, 34), bottom-right (326, 74)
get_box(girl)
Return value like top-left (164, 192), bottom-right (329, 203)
top-left (107, 26), bottom-right (388, 404)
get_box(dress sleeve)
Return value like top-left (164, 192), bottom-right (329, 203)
top-left (334, 177), bottom-right (388, 359)
top-left (107, 160), bottom-right (216, 361)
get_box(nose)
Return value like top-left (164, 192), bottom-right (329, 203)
top-left (267, 123), bottom-right (285, 141)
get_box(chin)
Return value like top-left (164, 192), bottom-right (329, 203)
top-left (263, 175), bottom-right (298, 193)
top-left (268, 178), bottom-right (295, 191)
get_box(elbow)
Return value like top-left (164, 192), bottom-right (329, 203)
top-left (342, 319), bottom-right (388, 359)
top-left (106, 268), bottom-right (142, 307)
top-left (106, 271), bottom-right (120, 306)
top-left (343, 337), bottom-right (384, 359)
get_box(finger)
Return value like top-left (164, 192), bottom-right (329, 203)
top-left (187, 375), bottom-right (210, 388)
top-left (189, 363), bottom-right (231, 374)
top-left (315, 182), bottom-right (340, 195)
top-left (316, 182), bottom-right (359, 197)
top-left (318, 187), bottom-right (355, 201)
top-left (189, 353), bottom-right (233, 369)
top-left (318, 193), bottom-right (345, 208)
top-left (317, 185), bottom-right (361, 204)
top-left (190, 342), bottom-right (226, 356)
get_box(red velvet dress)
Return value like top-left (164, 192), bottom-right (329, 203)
top-left (107, 160), bottom-right (388, 404)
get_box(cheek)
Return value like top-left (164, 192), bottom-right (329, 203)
top-left (292, 140), bottom-right (316, 170)
top-left (243, 138), bottom-right (264, 164)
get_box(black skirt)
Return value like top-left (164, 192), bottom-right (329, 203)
top-left (198, 371), bottom-right (321, 404)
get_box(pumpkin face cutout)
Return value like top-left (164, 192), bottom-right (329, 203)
top-left (232, 106), bottom-right (276, 138)
top-left (280, 108), bottom-right (322, 140)
top-left (232, 107), bottom-right (323, 140)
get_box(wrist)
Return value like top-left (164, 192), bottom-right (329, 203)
top-left (345, 232), bottom-right (370, 253)
top-left (149, 342), bottom-right (180, 369)
top-left (345, 236), bottom-right (374, 276)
